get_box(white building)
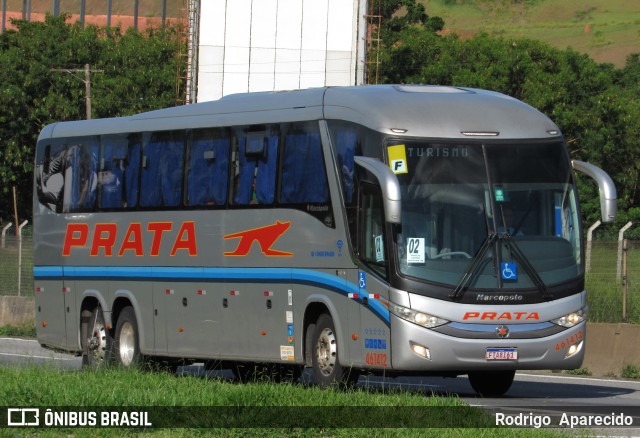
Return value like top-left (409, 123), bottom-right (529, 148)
top-left (194, 0), bottom-right (367, 102)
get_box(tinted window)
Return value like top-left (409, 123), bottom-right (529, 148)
top-left (186, 129), bottom-right (230, 206)
top-left (280, 122), bottom-right (328, 203)
top-left (232, 127), bottom-right (279, 205)
top-left (140, 131), bottom-right (184, 208)
top-left (59, 137), bottom-right (99, 213)
top-left (99, 133), bottom-right (141, 209)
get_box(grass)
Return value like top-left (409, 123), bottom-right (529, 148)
top-left (621, 364), bottom-right (640, 379)
top-left (0, 235), bottom-right (33, 296)
top-left (585, 241), bottom-right (640, 324)
top-left (0, 321), bottom-right (35, 337)
top-left (0, 366), bottom-right (567, 437)
top-left (423, 0), bottom-right (640, 66)
top-left (564, 367), bottom-right (592, 376)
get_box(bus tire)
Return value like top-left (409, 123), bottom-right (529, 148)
top-left (82, 306), bottom-right (113, 368)
top-left (311, 313), bottom-right (359, 388)
top-left (468, 370), bottom-right (515, 396)
top-left (114, 306), bottom-right (141, 368)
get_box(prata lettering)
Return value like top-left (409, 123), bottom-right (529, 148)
top-left (62, 222), bottom-right (198, 257)
top-left (463, 311), bottom-right (540, 321)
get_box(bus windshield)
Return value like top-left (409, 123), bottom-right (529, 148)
top-left (393, 140), bottom-right (582, 291)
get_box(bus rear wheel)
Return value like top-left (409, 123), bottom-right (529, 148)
top-left (468, 370), bottom-right (515, 396)
top-left (82, 306), bottom-right (112, 368)
top-left (311, 313), bottom-right (359, 388)
top-left (114, 306), bottom-right (141, 368)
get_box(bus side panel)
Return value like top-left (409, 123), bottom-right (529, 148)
top-left (222, 282), bottom-right (292, 362)
top-left (162, 281), bottom-right (191, 357)
top-left (358, 272), bottom-right (391, 370)
top-left (215, 282), bottom-right (238, 359)
top-left (161, 280), bottom-right (224, 358)
top-left (345, 269), bottom-right (362, 366)
top-left (152, 282), bottom-right (166, 356)
top-left (35, 277), bottom-right (67, 350)
top-left (250, 283), bottom-right (292, 362)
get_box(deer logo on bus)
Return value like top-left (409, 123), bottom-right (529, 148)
top-left (224, 220), bottom-right (293, 257)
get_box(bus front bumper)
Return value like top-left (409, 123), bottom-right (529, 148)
top-left (390, 315), bottom-right (586, 372)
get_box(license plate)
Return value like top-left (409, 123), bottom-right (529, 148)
top-left (486, 347), bottom-right (518, 360)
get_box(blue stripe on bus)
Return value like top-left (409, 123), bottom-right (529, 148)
top-left (34, 266), bottom-right (391, 324)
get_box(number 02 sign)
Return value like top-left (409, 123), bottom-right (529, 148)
top-left (407, 237), bottom-right (425, 263)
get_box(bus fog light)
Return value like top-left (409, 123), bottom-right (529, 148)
top-left (566, 341), bottom-right (583, 359)
top-left (410, 342), bottom-right (431, 360)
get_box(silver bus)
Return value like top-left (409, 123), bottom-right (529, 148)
top-left (33, 85), bottom-right (616, 395)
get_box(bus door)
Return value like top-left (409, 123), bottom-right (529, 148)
top-left (358, 186), bottom-right (392, 370)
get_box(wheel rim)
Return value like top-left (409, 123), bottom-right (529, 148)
top-left (316, 327), bottom-right (337, 377)
top-left (87, 316), bottom-right (107, 365)
top-left (118, 322), bottom-right (136, 366)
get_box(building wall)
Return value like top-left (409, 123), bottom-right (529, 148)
top-left (197, 0), bottom-right (365, 102)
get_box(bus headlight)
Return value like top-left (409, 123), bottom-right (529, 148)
top-left (551, 306), bottom-right (587, 328)
top-left (389, 302), bottom-right (448, 328)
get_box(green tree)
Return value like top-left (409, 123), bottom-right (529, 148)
top-left (367, 0), bottom-right (443, 83)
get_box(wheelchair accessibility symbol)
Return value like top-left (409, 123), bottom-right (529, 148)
top-left (501, 262), bottom-right (518, 281)
top-left (359, 272), bottom-right (367, 289)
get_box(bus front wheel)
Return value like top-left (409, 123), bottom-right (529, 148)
top-left (114, 306), bottom-right (141, 368)
top-left (82, 306), bottom-right (112, 368)
top-left (468, 370), bottom-right (515, 396)
top-left (311, 313), bottom-right (359, 388)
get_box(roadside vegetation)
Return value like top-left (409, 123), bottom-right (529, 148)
top-left (422, 0), bottom-right (640, 67)
top-left (0, 321), bottom-right (35, 337)
top-left (621, 364), bottom-right (640, 379)
top-left (586, 241), bottom-right (640, 324)
top-left (0, 365), bottom-right (570, 436)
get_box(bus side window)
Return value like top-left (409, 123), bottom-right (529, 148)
top-left (361, 185), bottom-right (387, 279)
top-left (99, 134), bottom-right (141, 209)
top-left (187, 129), bottom-right (230, 206)
top-left (64, 138), bottom-right (99, 213)
top-left (280, 123), bottom-right (328, 204)
top-left (36, 142), bottom-right (68, 213)
top-left (232, 127), bottom-right (278, 206)
top-left (333, 128), bottom-right (357, 205)
top-left (140, 131), bottom-right (184, 208)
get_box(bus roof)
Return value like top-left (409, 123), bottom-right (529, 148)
top-left (38, 85), bottom-right (561, 141)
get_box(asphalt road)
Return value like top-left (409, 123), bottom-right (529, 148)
top-left (2, 337), bottom-right (639, 434)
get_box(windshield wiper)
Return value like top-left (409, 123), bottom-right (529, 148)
top-left (502, 233), bottom-right (553, 300)
top-left (449, 232), bottom-right (497, 300)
